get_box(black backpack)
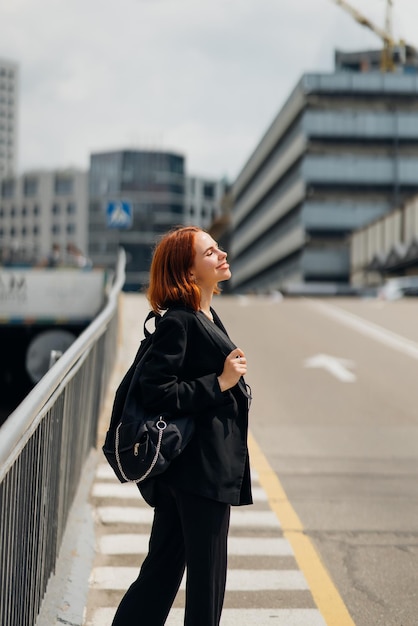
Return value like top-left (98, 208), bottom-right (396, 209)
top-left (106, 310), bottom-right (159, 433)
top-left (102, 310), bottom-right (195, 483)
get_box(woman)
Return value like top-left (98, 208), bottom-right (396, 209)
top-left (112, 226), bottom-right (252, 626)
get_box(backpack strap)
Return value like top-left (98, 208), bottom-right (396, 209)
top-left (108, 310), bottom-right (160, 431)
top-left (143, 310), bottom-right (161, 339)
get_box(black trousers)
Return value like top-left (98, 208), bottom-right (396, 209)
top-left (111, 482), bottom-right (231, 626)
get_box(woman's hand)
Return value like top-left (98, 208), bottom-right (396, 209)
top-left (217, 348), bottom-right (247, 392)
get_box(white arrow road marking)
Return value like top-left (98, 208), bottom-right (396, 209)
top-left (304, 354), bottom-right (356, 383)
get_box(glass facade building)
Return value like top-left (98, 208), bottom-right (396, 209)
top-left (88, 150), bottom-right (185, 290)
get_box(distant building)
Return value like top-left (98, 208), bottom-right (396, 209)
top-left (351, 194), bottom-right (418, 286)
top-left (0, 169), bottom-right (88, 265)
top-left (88, 149), bottom-right (186, 290)
top-left (335, 47), bottom-right (418, 74)
top-left (184, 176), bottom-right (228, 230)
top-left (0, 58), bottom-right (18, 177)
top-left (230, 66), bottom-right (418, 293)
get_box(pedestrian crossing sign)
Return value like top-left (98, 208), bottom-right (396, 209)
top-left (106, 201), bottom-right (133, 229)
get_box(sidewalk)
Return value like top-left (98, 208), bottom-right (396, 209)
top-left (82, 294), bottom-right (327, 626)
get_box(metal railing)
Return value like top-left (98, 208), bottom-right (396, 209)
top-left (0, 250), bottom-right (126, 626)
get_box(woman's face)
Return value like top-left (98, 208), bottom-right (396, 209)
top-left (191, 231), bottom-right (231, 291)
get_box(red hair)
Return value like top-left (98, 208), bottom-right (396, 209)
top-left (147, 226), bottom-right (220, 313)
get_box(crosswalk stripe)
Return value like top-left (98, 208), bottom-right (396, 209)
top-left (95, 464), bottom-right (260, 484)
top-left (99, 534), bottom-right (294, 556)
top-left (97, 506), bottom-right (154, 525)
top-left (92, 482), bottom-right (267, 502)
top-left (95, 464), bottom-right (117, 480)
top-left (89, 567), bottom-right (309, 591)
top-left (92, 483), bottom-right (140, 499)
top-left (244, 486), bottom-right (268, 501)
top-left (88, 607), bottom-right (327, 626)
top-left (97, 506), bottom-right (280, 528)
top-left (227, 535), bottom-right (292, 555)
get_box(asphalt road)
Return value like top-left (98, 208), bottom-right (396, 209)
top-left (214, 295), bottom-right (418, 626)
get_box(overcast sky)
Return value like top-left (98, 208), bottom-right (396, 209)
top-left (2, 0), bottom-right (418, 181)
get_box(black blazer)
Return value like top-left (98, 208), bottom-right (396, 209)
top-left (138, 306), bottom-right (252, 507)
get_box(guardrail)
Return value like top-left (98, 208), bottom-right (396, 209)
top-left (0, 250), bottom-right (126, 626)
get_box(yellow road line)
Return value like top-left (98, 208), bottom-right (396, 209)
top-left (248, 431), bottom-right (356, 626)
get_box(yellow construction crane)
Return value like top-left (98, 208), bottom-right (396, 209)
top-left (331, 0), bottom-right (415, 72)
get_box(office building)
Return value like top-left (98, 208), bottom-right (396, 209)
top-left (0, 58), bottom-right (18, 177)
top-left (0, 168), bottom-right (88, 265)
top-left (230, 67), bottom-right (418, 293)
top-left (184, 176), bottom-right (228, 230)
top-left (88, 149), bottom-right (186, 290)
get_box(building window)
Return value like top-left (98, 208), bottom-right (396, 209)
top-left (21, 206), bottom-right (27, 216)
top-left (52, 203), bottom-right (60, 215)
top-left (24, 177), bottom-right (38, 197)
top-left (33, 205), bottom-right (40, 216)
top-left (21, 226), bottom-right (27, 236)
top-left (1, 179), bottom-right (14, 198)
top-left (54, 176), bottom-right (73, 195)
top-left (33, 225), bottom-right (39, 235)
top-left (66, 223), bottom-right (76, 234)
top-left (10, 206), bottom-right (16, 217)
top-left (51, 224), bottom-right (60, 234)
top-left (203, 183), bottom-right (215, 199)
top-left (67, 202), bottom-right (76, 214)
